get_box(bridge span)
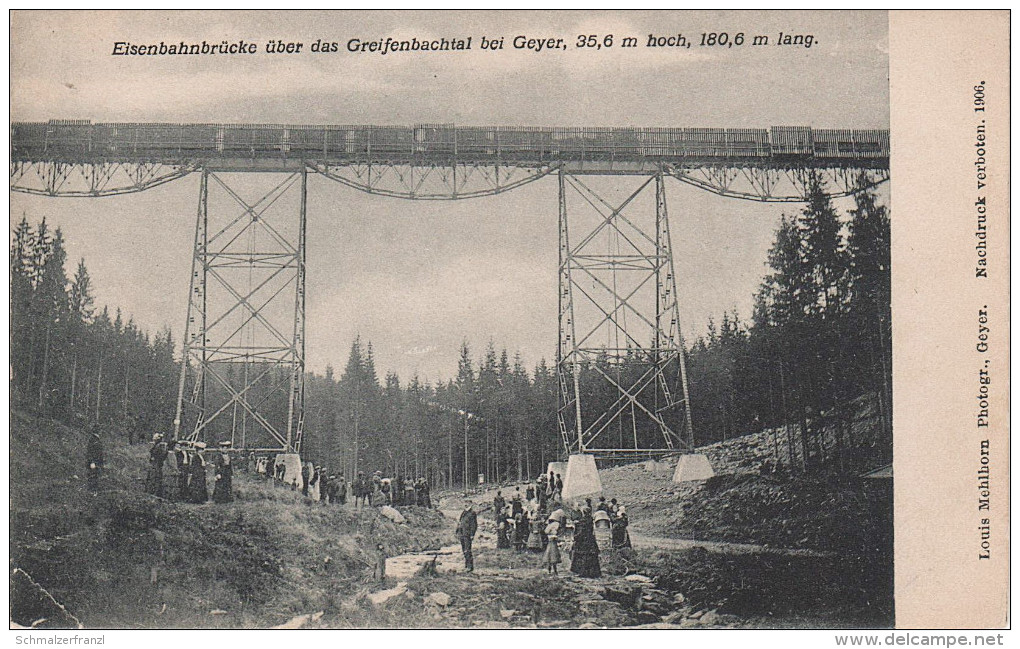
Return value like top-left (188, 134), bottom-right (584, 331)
top-left (11, 121), bottom-right (888, 201)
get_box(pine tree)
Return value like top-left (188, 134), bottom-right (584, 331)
top-left (34, 226), bottom-right (69, 411)
top-left (10, 216), bottom-right (35, 396)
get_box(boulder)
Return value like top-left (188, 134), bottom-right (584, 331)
top-left (426, 591), bottom-right (451, 607)
top-left (379, 505), bottom-right (406, 524)
top-left (601, 584), bottom-right (641, 608)
top-left (368, 582), bottom-right (407, 606)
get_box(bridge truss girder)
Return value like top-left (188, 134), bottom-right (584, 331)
top-left (9, 160), bottom-right (198, 197)
top-left (11, 160), bottom-right (888, 202)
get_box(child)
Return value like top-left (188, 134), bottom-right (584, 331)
top-left (373, 543), bottom-right (387, 582)
top-left (543, 518), bottom-right (562, 574)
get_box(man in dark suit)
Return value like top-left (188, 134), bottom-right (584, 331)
top-left (456, 503), bottom-right (478, 572)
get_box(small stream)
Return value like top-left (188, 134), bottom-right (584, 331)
top-left (385, 543), bottom-right (463, 579)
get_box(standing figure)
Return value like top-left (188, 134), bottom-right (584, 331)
top-left (456, 504), bottom-right (478, 572)
top-left (611, 506), bottom-right (632, 550)
top-left (570, 508), bottom-right (602, 578)
top-left (512, 512), bottom-right (528, 551)
top-left (321, 473), bottom-right (333, 504)
top-left (526, 512), bottom-right (545, 553)
top-left (544, 518), bottom-right (562, 574)
top-left (311, 465), bottom-right (323, 501)
top-left (413, 478), bottom-right (424, 506)
top-left (393, 475), bottom-right (404, 506)
top-left (496, 508), bottom-right (512, 550)
top-left (373, 543), bottom-right (388, 582)
top-left (189, 442), bottom-right (209, 503)
top-left (301, 462), bottom-right (311, 497)
top-left (418, 478), bottom-right (432, 509)
top-left (525, 483), bottom-right (536, 503)
top-left (511, 489), bottom-right (523, 517)
top-left (85, 425), bottom-right (104, 495)
top-left (146, 433), bottom-right (169, 497)
top-left (212, 441), bottom-right (234, 503)
top-left (174, 440), bottom-right (192, 501)
top-left (493, 491), bottom-right (506, 524)
top-left (336, 474), bottom-right (348, 505)
top-left (554, 474), bottom-right (563, 501)
top-left (354, 471), bottom-right (369, 509)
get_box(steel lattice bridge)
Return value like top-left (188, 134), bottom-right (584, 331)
top-left (10, 120), bottom-right (890, 460)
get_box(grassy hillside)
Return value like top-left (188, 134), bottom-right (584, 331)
top-left (10, 410), bottom-right (452, 628)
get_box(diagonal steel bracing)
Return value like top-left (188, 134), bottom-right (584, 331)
top-left (172, 170), bottom-right (307, 453)
top-left (557, 168), bottom-right (695, 458)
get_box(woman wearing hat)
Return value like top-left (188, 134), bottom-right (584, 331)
top-left (146, 433), bottom-right (169, 498)
top-left (611, 505), bottom-right (631, 550)
top-left (543, 517), bottom-right (562, 574)
top-left (569, 507), bottom-right (602, 578)
top-left (213, 441), bottom-right (234, 503)
top-left (189, 442), bottom-right (209, 503)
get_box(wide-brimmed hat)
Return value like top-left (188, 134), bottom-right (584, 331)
top-left (194, 441), bottom-right (208, 450)
top-left (219, 440), bottom-right (232, 447)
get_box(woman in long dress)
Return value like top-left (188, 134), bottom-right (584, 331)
top-left (570, 509), bottom-right (602, 578)
top-left (496, 509), bottom-right (512, 550)
top-left (512, 512), bottom-right (528, 551)
top-left (189, 444), bottom-right (208, 504)
top-left (543, 518), bottom-right (562, 574)
top-left (526, 514), bottom-right (545, 553)
top-left (611, 506), bottom-right (632, 550)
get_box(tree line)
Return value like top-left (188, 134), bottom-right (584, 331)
top-left (684, 174), bottom-right (891, 474)
top-left (300, 337), bottom-right (561, 489)
top-left (10, 216), bottom-right (178, 441)
top-left (11, 175), bottom-right (889, 480)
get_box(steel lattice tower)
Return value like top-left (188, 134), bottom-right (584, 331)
top-left (171, 169), bottom-right (307, 451)
top-left (557, 169), bottom-right (694, 459)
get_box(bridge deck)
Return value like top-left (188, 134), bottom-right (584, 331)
top-left (11, 121), bottom-right (889, 169)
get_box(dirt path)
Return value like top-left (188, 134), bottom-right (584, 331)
top-left (628, 531), bottom-right (833, 557)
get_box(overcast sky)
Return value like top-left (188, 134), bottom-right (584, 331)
top-left (10, 10), bottom-right (889, 383)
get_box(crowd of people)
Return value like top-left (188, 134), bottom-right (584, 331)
top-left (86, 428), bottom-right (435, 512)
top-left (251, 455), bottom-right (434, 510)
top-left (456, 469), bottom-right (633, 579)
top-left (138, 432), bottom-right (235, 504)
